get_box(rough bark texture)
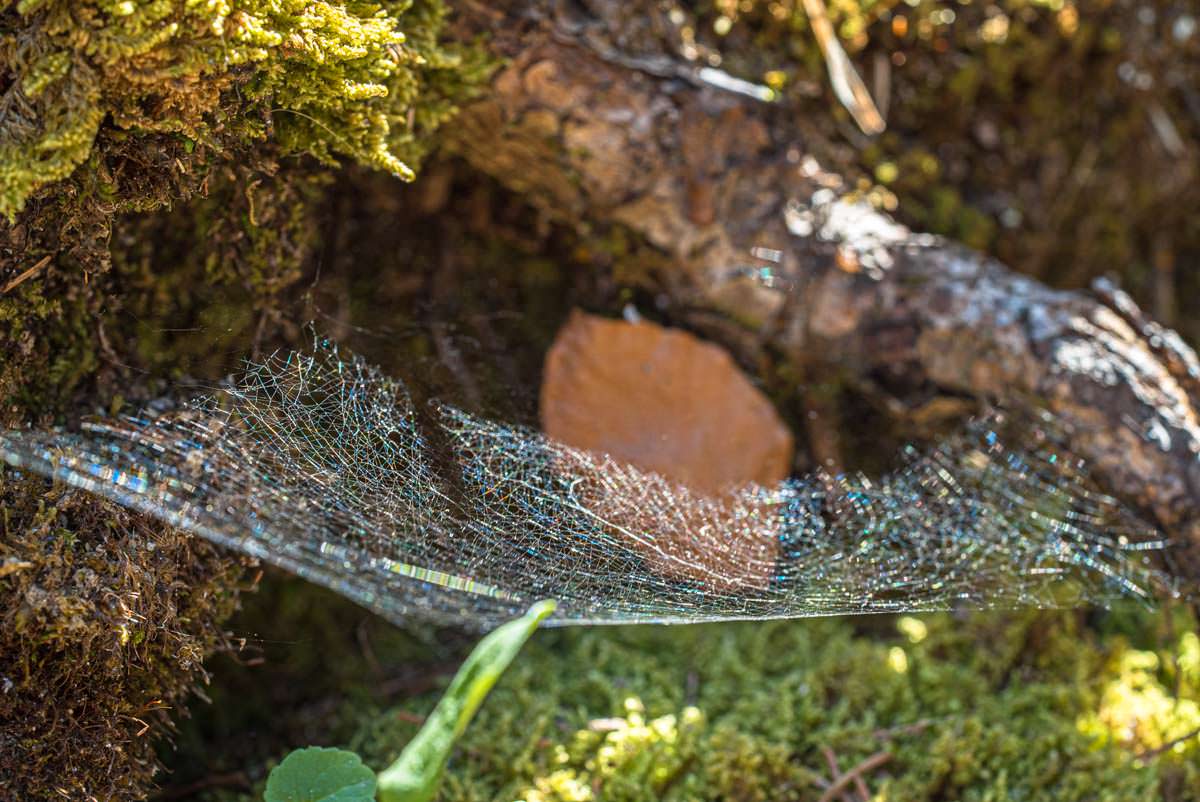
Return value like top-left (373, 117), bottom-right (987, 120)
top-left (445, 0), bottom-right (1200, 573)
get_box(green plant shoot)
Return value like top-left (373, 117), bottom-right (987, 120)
top-left (262, 600), bottom-right (555, 802)
top-left (375, 600), bottom-right (557, 802)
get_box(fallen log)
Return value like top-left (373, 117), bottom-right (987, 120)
top-left (444, 0), bottom-right (1200, 574)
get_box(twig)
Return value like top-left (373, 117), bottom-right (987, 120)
top-left (394, 710), bottom-right (427, 725)
top-left (820, 744), bottom-right (841, 779)
top-left (872, 51), bottom-right (891, 121)
top-left (1136, 724), bottom-right (1200, 761)
top-left (818, 746), bottom-right (856, 802)
top-left (854, 773), bottom-right (871, 801)
top-left (817, 751), bottom-right (892, 802)
top-left (1147, 102), bottom-right (1186, 158)
top-left (555, 27), bottom-right (776, 103)
top-left (801, 0), bottom-right (886, 135)
top-left (0, 255), bottom-right (52, 295)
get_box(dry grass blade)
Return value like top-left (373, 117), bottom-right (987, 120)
top-left (801, 0), bottom-right (886, 135)
top-left (0, 255), bottom-right (52, 295)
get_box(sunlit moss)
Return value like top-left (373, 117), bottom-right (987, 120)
top-left (0, 0), bottom-right (485, 220)
top-left (1079, 641), bottom-right (1200, 757)
top-left (204, 606), bottom-right (1198, 802)
top-left (513, 697), bottom-right (707, 802)
top-left (0, 0), bottom-right (496, 422)
top-left (896, 615), bottom-right (928, 643)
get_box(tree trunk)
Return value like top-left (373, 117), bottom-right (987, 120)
top-left (444, 0), bottom-right (1200, 573)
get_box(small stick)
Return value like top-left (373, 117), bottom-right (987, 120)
top-left (1136, 724), bottom-right (1200, 761)
top-left (872, 51), bottom-right (891, 120)
top-left (818, 746), bottom-right (855, 802)
top-left (0, 254), bottom-right (51, 295)
top-left (820, 744), bottom-right (841, 779)
top-left (817, 752), bottom-right (892, 802)
top-left (854, 772), bottom-right (871, 801)
top-left (394, 710), bottom-right (427, 725)
top-left (801, 0), bottom-right (886, 135)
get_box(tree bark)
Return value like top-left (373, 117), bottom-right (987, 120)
top-left (445, 0), bottom-right (1200, 573)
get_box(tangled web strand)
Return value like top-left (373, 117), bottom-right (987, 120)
top-left (0, 338), bottom-right (1173, 627)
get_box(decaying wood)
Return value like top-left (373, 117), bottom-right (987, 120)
top-left (445, 0), bottom-right (1200, 573)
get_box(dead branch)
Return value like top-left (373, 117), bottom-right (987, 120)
top-left (444, 0), bottom-right (1200, 573)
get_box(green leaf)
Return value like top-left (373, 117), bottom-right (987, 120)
top-left (376, 600), bottom-right (557, 802)
top-left (263, 747), bottom-right (376, 802)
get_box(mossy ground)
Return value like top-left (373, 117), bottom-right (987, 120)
top-left (174, 601), bottom-right (1199, 802)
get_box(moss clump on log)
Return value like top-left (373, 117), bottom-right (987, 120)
top-left (0, 6), bottom-right (495, 800)
top-left (0, 0), bottom-right (494, 421)
top-left (0, 10), bottom-right (492, 777)
top-left (0, 0), bottom-right (477, 220)
top-left (0, 473), bottom-right (246, 801)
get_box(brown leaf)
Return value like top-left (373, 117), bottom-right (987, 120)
top-left (540, 311), bottom-right (794, 590)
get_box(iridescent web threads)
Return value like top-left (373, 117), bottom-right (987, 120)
top-left (0, 338), bottom-right (1172, 628)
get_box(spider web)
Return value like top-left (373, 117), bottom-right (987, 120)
top-left (0, 336), bottom-right (1173, 627)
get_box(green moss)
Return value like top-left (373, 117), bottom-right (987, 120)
top-left (0, 471), bottom-right (246, 801)
top-left (201, 606), bottom-right (1198, 802)
top-left (0, 0), bottom-right (496, 424)
top-left (0, 0), bottom-right (485, 220)
top-left (109, 161), bottom-right (326, 382)
top-left (0, 259), bottom-right (100, 426)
